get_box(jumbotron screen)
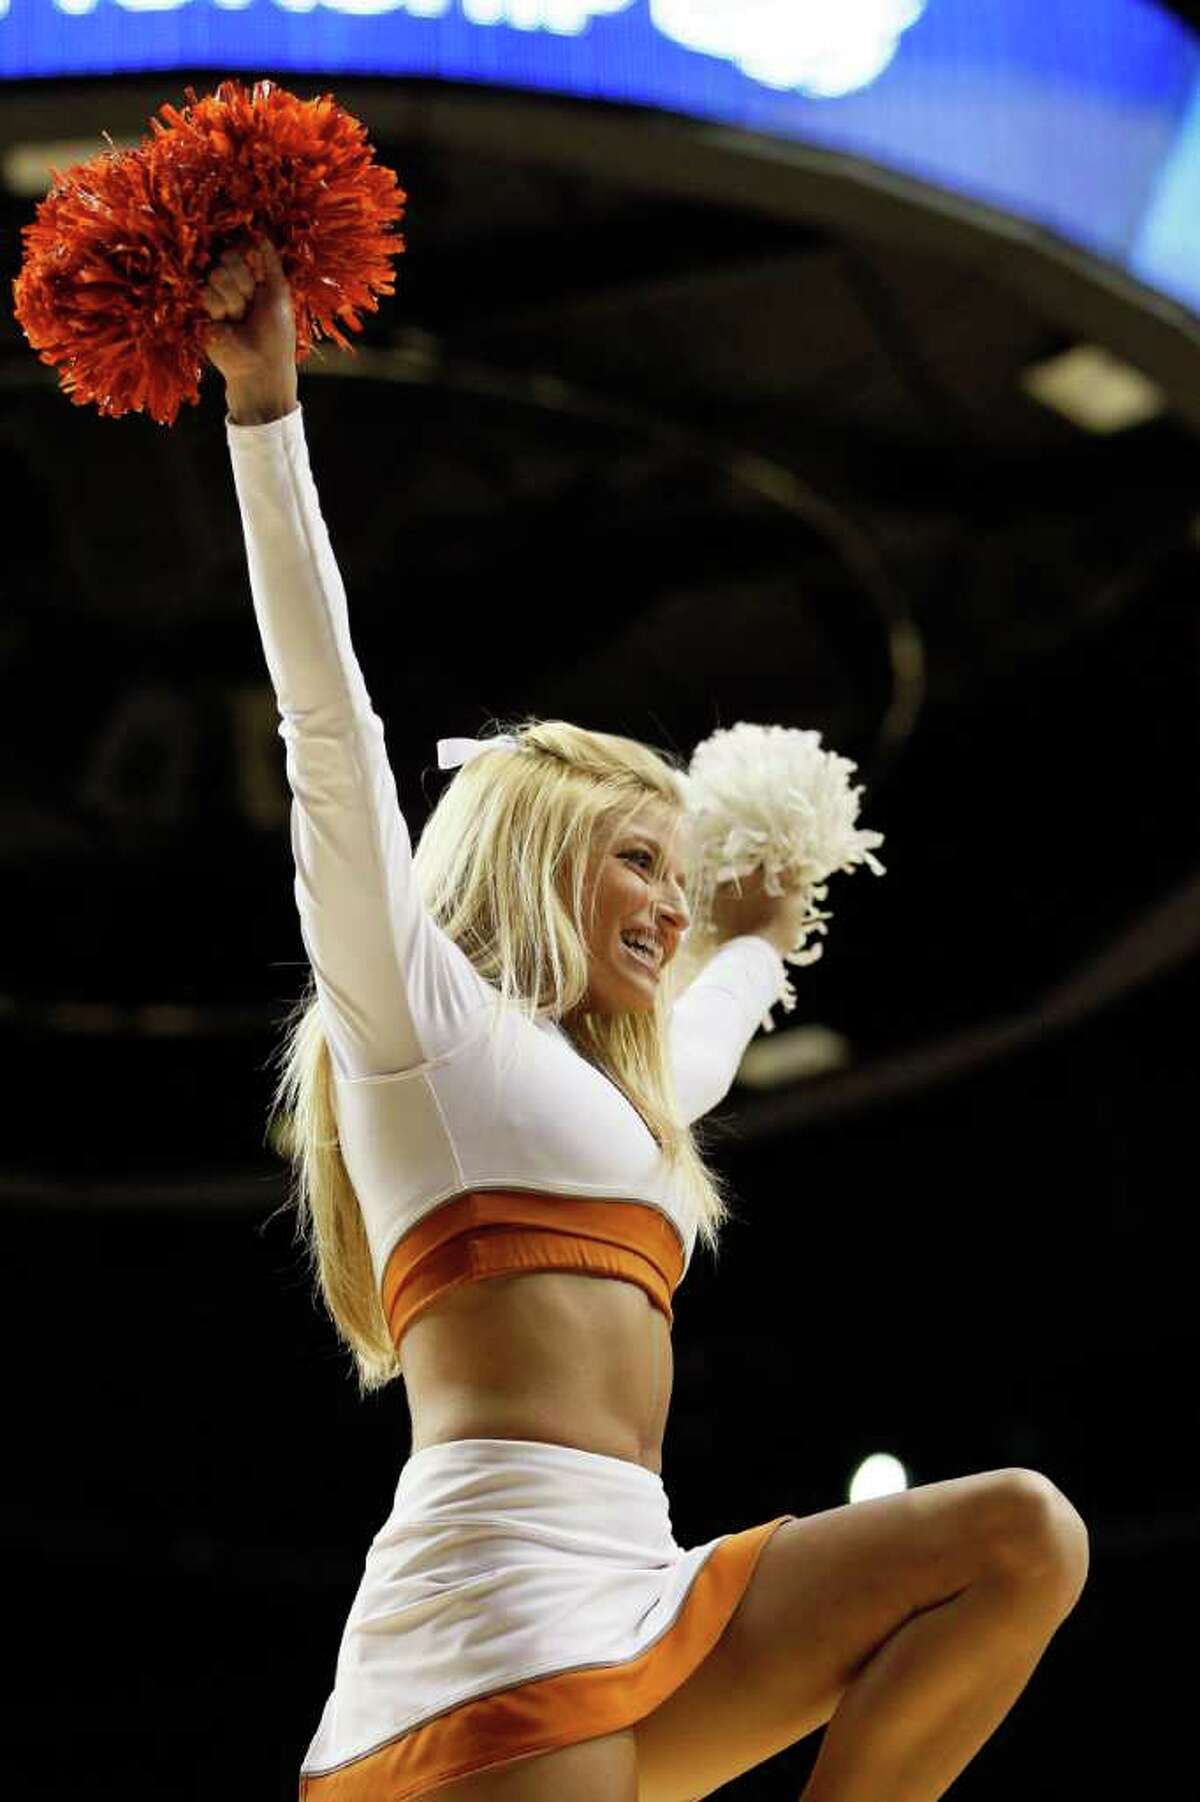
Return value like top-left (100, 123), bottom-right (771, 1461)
top-left (2, 0), bottom-right (1197, 314)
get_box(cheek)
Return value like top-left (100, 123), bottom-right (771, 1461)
top-left (595, 868), bottom-right (638, 938)
top-left (612, 867), bottom-right (644, 911)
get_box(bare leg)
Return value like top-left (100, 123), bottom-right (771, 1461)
top-left (799, 1566), bottom-right (1081, 1802)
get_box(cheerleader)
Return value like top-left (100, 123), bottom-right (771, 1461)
top-left (203, 238), bottom-right (1089, 1802)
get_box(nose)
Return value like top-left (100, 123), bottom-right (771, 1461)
top-left (657, 879), bottom-right (690, 935)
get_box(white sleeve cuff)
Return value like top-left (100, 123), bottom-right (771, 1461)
top-left (224, 398), bottom-right (303, 439)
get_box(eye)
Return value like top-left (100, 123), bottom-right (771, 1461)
top-left (624, 849), bottom-right (654, 871)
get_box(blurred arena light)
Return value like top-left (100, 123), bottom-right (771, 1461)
top-left (849, 1452), bottom-right (910, 1503)
top-left (1, 134), bottom-right (140, 198)
top-left (737, 1023), bottom-right (851, 1087)
top-left (1020, 343), bottom-right (1168, 434)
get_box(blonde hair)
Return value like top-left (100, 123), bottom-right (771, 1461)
top-left (266, 716), bottom-right (738, 1393)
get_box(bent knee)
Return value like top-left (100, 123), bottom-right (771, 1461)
top-left (986, 1469), bottom-right (1090, 1600)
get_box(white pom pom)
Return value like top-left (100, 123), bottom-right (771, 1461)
top-left (683, 721), bottom-right (887, 1032)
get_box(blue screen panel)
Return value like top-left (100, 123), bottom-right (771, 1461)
top-left (1, 0), bottom-right (1196, 313)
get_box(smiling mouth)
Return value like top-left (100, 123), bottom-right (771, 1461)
top-left (619, 936), bottom-right (660, 976)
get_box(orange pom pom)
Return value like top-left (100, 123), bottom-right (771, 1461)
top-left (11, 78), bottom-right (407, 426)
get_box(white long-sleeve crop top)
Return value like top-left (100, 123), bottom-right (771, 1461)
top-left (225, 402), bottom-right (787, 1343)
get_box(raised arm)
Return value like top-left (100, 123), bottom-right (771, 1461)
top-left (209, 241), bottom-right (494, 1080)
top-left (666, 932), bottom-right (786, 1122)
top-left (664, 868), bottom-right (809, 1121)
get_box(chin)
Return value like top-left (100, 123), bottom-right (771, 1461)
top-left (587, 953), bottom-right (667, 1015)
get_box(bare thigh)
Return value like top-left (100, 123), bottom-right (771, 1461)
top-left (430, 1728), bottom-right (639, 1801)
top-left (634, 1467), bottom-right (1087, 1802)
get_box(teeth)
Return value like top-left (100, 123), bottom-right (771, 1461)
top-left (621, 932), bottom-right (660, 966)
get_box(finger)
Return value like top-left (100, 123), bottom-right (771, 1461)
top-left (201, 282), bottom-right (237, 320)
top-left (220, 249), bottom-right (255, 298)
top-left (208, 266), bottom-right (246, 314)
top-left (215, 254), bottom-right (253, 302)
top-left (252, 236), bottom-right (286, 284)
top-left (203, 263), bottom-right (234, 303)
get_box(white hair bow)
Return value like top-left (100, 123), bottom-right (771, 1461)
top-left (437, 734), bottom-right (520, 770)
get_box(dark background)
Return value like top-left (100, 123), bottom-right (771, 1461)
top-left (2, 62), bottom-right (1197, 1800)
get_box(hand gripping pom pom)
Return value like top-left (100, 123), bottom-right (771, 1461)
top-left (10, 78), bottom-right (407, 426)
top-left (682, 722), bottom-right (887, 1032)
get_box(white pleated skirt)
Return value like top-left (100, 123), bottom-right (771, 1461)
top-left (299, 1436), bottom-right (793, 1800)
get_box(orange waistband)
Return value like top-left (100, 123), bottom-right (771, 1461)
top-left (382, 1190), bottom-right (685, 1346)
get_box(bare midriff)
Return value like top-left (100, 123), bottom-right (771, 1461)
top-left (398, 1269), bottom-right (673, 1476)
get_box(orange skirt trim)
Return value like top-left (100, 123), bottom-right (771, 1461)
top-left (382, 1191), bottom-right (686, 1345)
top-left (299, 1512), bottom-right (791, 1801)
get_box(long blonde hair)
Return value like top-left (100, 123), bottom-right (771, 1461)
top-left (266, 716), bottom-right (738, 1393)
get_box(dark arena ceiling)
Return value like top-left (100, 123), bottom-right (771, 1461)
top-left (0, 74), bottom-right (1197, 1202)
